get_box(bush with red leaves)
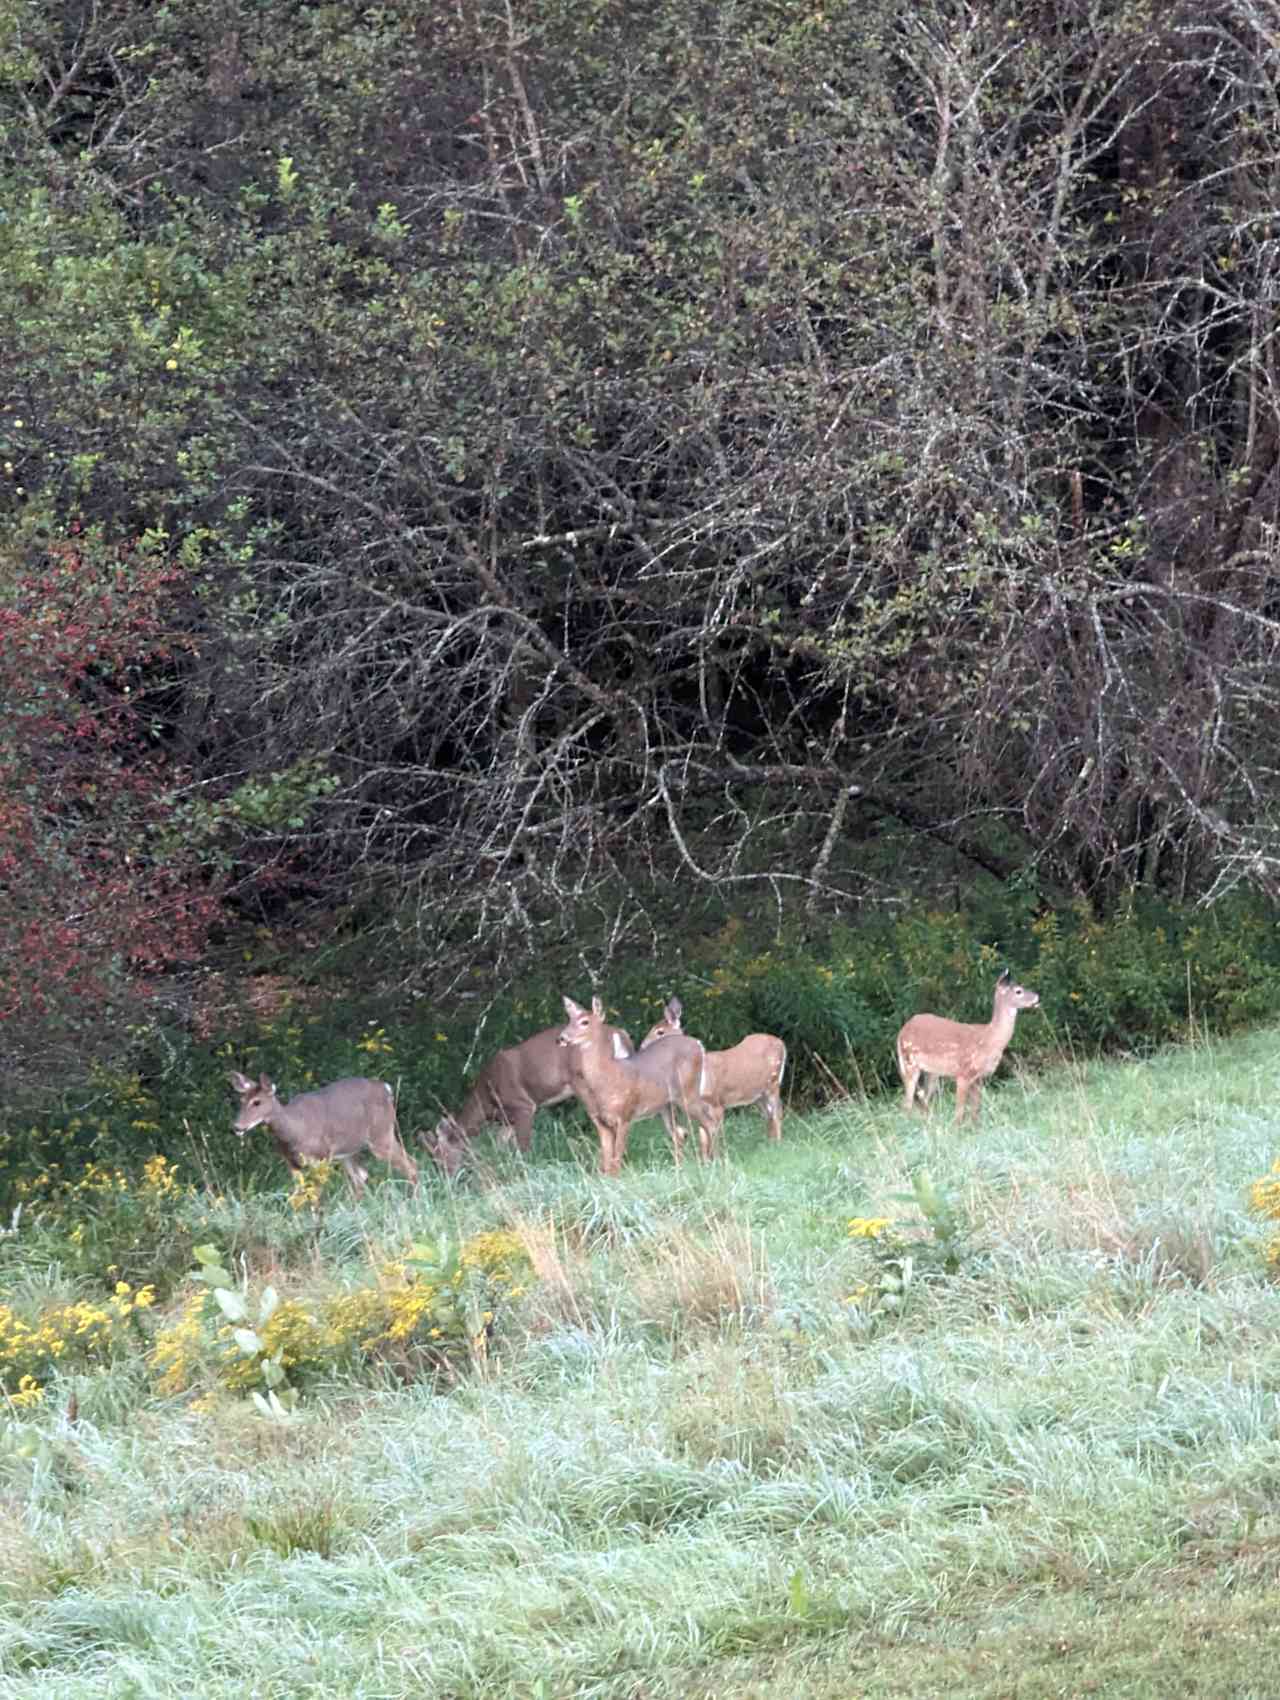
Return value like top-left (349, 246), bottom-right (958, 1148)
top-left (0, 531), bottom-right (222, 1076)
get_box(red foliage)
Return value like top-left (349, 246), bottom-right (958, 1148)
top-left (0, 534), bottom-right (223, 1033)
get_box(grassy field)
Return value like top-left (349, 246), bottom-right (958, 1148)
top-left (4, 1028), bottom-right (1280, 1699)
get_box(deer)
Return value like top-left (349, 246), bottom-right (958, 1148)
top-left (557, 994), bottom-right (720, 1176)
top-left (228, 1070), bottom-right (419, 1195)
top-left (895, 970), bottom-right (1040, 1124)
top-left (639, 997), bottom-right (786, 1159)
top-left (422, 1020), bottom-right (635, 1175)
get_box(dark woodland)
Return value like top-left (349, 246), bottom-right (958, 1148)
top-left (5, 0), bottom-right (1280, 1071)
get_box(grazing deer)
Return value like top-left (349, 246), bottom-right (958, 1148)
top-left (422, 1021), bottom-right (634, 1175)
top-left (228, 1070), bottom-right (419, 1195)
top-left (557, 994), bottom-right (719, 1176)
top-left (895, 971), bottom-right (1040, 1123)
top-left (640, 997), bottom-right (786, 1159)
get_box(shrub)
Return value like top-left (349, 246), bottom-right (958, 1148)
top-left (148, 1230), bottom-right (534, 1401)
top-left (0, 1280), bottom-right (156, 1400)
top-left (844, 1171), bottom-right (971, 1320)
top-left (2, 1151), bottom-right (203, 1300)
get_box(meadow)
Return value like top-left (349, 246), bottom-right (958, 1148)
top-left (3, 1025), bottom-right (1280, 1699)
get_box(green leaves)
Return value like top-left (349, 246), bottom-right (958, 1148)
top-left (190, 1245), bottom-right (296, 1415)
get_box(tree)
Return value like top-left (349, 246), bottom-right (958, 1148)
top-left (0, 526), bottom-right (220, 1078)
top-left (6, 0), bottom-right (1280, 1037)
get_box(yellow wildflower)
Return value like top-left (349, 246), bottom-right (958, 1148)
top-left (848, 1217), bottom-right (893, 1240)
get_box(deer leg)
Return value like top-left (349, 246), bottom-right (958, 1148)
top-left (341, 1157), bottom-right (369, 1197)
top-left (594, 1119), bottom-right (622, 1177)
top-left (370, 1129), bottom-right (420, 1189)
top-left (952, 1079), bottom-right (971, 1124)
top-left (697, 1099), bottom-right (723, 1160)
top-left (273, 1135), bottom-right (305, 1172)
top-left (663, 1107), bottom-right (687, 1166)
top-left (900, 1063), bottom-right (923, 1112)
top-left (763, 1094), bottom-right (783, 1141)
top-left (507, 1101), bottom-right (537, 1152)
top-left (612, 1116), bottom-right (634, 1174)
top-left (390, 1142), bottom-right (420, 1188)
top-left (503, 1102), bottom-right (535, 1153)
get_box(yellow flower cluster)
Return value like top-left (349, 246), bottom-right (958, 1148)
top-left (288, 1160), bottom-right (335, 1211)
top-left (0, 1281), bottom-right (154, 1399)
top-left (458, 1229), bottom-right (531, 1286)
top-left (12, 1153), bottom-right (193, 1217)
top-left (219, 1299), bottom-right (321, 1390)
top-left (9, 1374), bottom-right (45, 1409)
top-left (149, 1291), bottom-right (207, 1396)
top-left (847, 1217), bottom-right (893, 1239)
top-left (141, 1154), bottom-right (182, 1196)
top-left (321, 1287), bottom-right (386, 1345)
top-left (1248, 1161), bottom-right (1280, 1271)
top-left (1249, 1161), bottom-right (1280, 1222)
top-left (706, 950), bottom-right (775, 1001)
top-left (147, 1228), bottom-right (529, 1399)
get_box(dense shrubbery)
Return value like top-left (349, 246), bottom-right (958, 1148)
top-left (4, 889), bottom-right (1280, 1200)
top-left (147, 1230), bottom-right (529, 1405)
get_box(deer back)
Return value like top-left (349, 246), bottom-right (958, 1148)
top-left (446, 1022), bottom-right (635, 1138)
top-left (897, 975), bottom-right (1039, 1082)
top-left (612, 1032), bottom-right (707, 1118)
top-left (231, 1073), bottom-right (396, 1162)
top-left (704, 1035), bottom-right (787, 1108)
top-left (562, 999), bottom-right (703, 1124)
top-left (639, 1001), bottom-right (784, 1111)
top-left (896, 1013), bottom-right (1003, 1079)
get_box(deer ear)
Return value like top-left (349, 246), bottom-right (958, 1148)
top-left (666, 997), bottom-right (682, 1021)
top-left (997, 968), bottom-right (1011, 985)
top-left (563, 995), bottom-right (584, 1019)
top-left (258, 1074), bottom-right (274, 1091)
top-left (591, 995), bottom-right (605, 1019)
top-left (228, 1070), bottom-right (251, 1092)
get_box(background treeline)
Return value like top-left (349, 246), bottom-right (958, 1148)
top-left (5, 0), bottom-right (1280, 1086)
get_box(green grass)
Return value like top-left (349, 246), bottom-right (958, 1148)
top-left (4, 1030), bottom-right (1280, 1697)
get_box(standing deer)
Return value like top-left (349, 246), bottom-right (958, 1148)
top-left (557, 994), bottom-right (719, 1176)
top-left (422, 1021), bottom-right (634, 1175)
top-left (640, 997), bottom-right (786, 1159)
top-left (228, 1071), bottom-right (418, 1195)
top-left (895, 970), bottom-right (1040, 1123)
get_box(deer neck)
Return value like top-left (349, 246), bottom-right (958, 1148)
top-left (987, 998), bottom-right (1018, 1042)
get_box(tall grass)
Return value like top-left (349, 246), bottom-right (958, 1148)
top-left (3, 1033), bottom-right (1280, 1696)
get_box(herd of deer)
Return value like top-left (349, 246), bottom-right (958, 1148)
top-left (228, 972), bottom-right (1041, 1193)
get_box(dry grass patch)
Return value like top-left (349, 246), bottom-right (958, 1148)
top-left (625, 1219), bottom-right (772, 1339)
top-left (504, 1214), bottom-right (599, 1333)
top-left (665, 1344), bottom-right (798, 1472)
top-left (982, 1153), bottom-right (1224, 1295)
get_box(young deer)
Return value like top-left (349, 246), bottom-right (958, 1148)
top-left (422, 1021), bottom-right (634, 1175)
top-left (557, 994), bottom-right (719, 1176)
top-left (228, 1070), bottom-right (419, 1195)
top-left (895, 971), bottom-right (1040, 1124)
top-left (640, 997), bottom-right (786, 1159)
